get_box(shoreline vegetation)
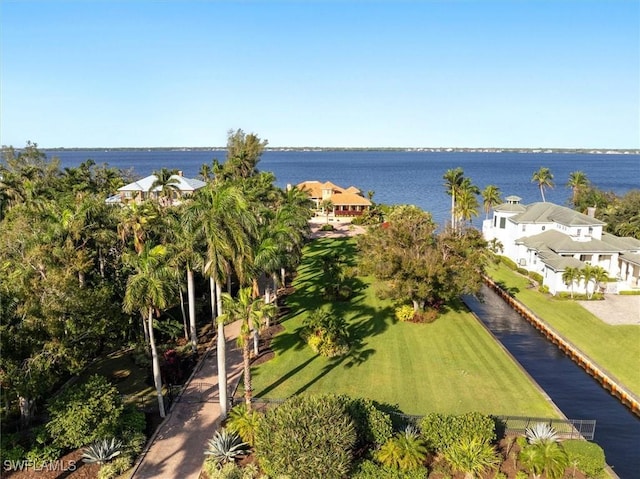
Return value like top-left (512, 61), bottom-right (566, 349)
top-left (38, 146), bottom-right (640, 154)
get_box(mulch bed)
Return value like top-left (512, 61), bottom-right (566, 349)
top-left (3, 449), bottom-right (99, 479)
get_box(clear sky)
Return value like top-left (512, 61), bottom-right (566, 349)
top-left (1, 0), bottom-right (638, 149)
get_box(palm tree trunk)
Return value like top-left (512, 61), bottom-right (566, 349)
top-left (216, 280), bottom-right (228, 420)
top-left (280, 268), bottom-right (286, 290)
top-left (253, 328), bottom-right (259, 356)
top-left (148, 307), bottom-right (166, 418)
top-left (141, 313), bottom-right (150, 345)
top-left (179, 287), bottom-right (188, 340)
top-left (210, 276), bottom-right (216, 327)
top-left (451, 193), bottom-right (455, 230)
top-left (18, 396), bottom-right (35, 428)
top-left (243, 336), bottom-right (253, 410)
top-left (540, 186), bottom-right (546, 202)
top-left (187, 269), bottom-right (197, 353)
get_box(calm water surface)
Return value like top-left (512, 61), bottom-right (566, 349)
top-left (47, 149), bottom-right (639, 228)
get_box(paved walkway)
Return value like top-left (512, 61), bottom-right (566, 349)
top-left (130, 320), bottom-right (244, 479)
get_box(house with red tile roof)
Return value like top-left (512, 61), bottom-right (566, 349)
top-left (297, 180), bottom-right (372, 217)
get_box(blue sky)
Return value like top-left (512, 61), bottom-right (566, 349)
top-left (1, 0), bottom-right (638, 148)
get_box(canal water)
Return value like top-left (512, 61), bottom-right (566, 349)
top-left (464, 286), bottom-right (640, 479)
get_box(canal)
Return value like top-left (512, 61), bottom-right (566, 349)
top-left (464, 286), bottom-right (640, 479)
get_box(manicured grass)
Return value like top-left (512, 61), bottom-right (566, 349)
top-left (487, 263), bottom-right (640, 398)
top-left (251, 238), bottom-right (559, 417)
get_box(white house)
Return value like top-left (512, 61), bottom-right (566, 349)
top-left (483, 196), bottom-right (640, 295)
top-left (107, 171), bottom-right (206, 205)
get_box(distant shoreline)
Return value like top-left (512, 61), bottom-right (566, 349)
top-left (40, 146), bottom-right (640, 155)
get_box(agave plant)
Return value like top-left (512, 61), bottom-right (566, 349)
top-left (525, 422), bottom-right (559, 445)
top-left (82, 438), bottom-right (123, 464)
top-left (204, 428), bottom-right (249, 465)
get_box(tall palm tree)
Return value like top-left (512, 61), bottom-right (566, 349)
top-left (117, 201), bottom-right (159, 254)
top-left (561, 266), bottom-right (580, 298)
top-left (481, 185), bottom-right (502, 220)
top-left (443, 167), bottom-right (465, 229)
top-left (320, 198), bottom-right (334, 224)
top-left (454, 179), bottom-right (480, 227)
top-left (566, 171), bottom-right (590, 207)
top-left (580, 264), bottom-right (607, 299)
top-left (219, 288), bottom-right (277, 409)
top-left (123, 244), bottom-right (178, 418)
top-left (531, 167), bottom-right (554, 202)
top-left (192, 183), bottom-right (256, 419)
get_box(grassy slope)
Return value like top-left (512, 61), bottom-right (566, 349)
top-left (251, 238), bottom-right (558, 417)
top-left (487, 262), bottom-right (640, 398)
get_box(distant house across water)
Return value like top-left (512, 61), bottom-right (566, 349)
top-left (297, 180), bottom-right (372, 217)
top-left (107, 171), bottom-right (206, 205)
top-left (483, 196), bottom-right (640, 295)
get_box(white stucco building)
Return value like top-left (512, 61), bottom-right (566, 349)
top-left (483, 196), bottom-right (640, 295)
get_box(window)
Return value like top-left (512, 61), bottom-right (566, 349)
top-left (522, 225), bottom-right (526, 232)
top-left (577, 228), bottom-right (581, 236)
top-left (499, 218), bottom-right (506, 229)
top-left (494, 217), bottom-right (497, 227)
top-left (588, 227), bottom-right (593, 236)
top-left (542, 226), bottom-right (546, 231)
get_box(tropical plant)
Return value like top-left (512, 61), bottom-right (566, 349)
top-left (82, 438), bottom-right (123, 464)
top-left (301, 308), bottom-right (350, 357)
top-left (443, 167), bottom-right (465, 229)
top-left (96, 455), bottom-right (134, 479)
top-left (352, 460), bottom-right (428, 479)
top-left (204, 429), bottom-right (249, 466)
top-left (395, 304), bottom-right (416, 322)
top-left (122, 243), bottom-right (178, 417)
top-left (442, 436), bottom-right (500, 479)
top-left (481, 185), bottom-right (502, 220)
top-left (525, 422), bottom-right (559, 445)
top-left (580, 265), bottom-right (608, 299)
top-left (532, 167), bottom-right (555, 202)
top-left (375, 426), bottom-right (428, 471)
top-left (566, 171), bottom-right (590, 207)
top-left (454, 178), bottom-right (480, 227)
top-left (562, 439), bottom-right (606, 479)
top-left (150, 167), bottom-right (180, 206)
top-left (321, 198), bottom-right (334, 224)
top-left (219, 287), bottom-right (278, 408)
top-left (562, 267), bottom-right (581, 298)
top-left (254, 394), bottom-right (356, 479)
top-left (226, 404), bottom-right (261, 446)
top-left (519, 441), bottom-right (569, 479)
top-left (338, 396), bottom-right (394, 449)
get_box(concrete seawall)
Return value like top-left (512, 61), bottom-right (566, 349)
top-left (484, 276), bottom-right (640, 418)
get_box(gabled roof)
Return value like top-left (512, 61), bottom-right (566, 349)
top-left (517, 230), bottom-right (620, 254)
top-left (331, 192), bottom-right (372, 206)
top-left (510, 202), bottom-right (606, 227)
top-left (536, 247), bottom-right (584, 272)
top-left (601, 232), bottom-right (640, 251)
top-left (118, 174), bottom-right (206, 193)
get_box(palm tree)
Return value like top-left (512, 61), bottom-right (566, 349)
top-left (123, 244), bottom-right (178, 417)
top-left (443, 437), bottom-right (500, 479)
top-left (151, 168), bottom-right (180, 206)
top-left (481, 185), bottom-right (502, 220)
top-left (192, 183), bottom-right (256, 419)
top-left (531, 167), bottom-right (554, 202)
top-left (219, 288), bottom-right (277, 409)
top-left (566, 171), bottom-right (590, 207)
top-left (443, 167), bottom-right (465, 229)
top-left (562, 266), bottom-right (580, 298)
top-left (320, 198), bottom-right (334, 224)
top-left (454, 179), bottom-right (480, 227)
top-left (117, 201), bottom-right (159, 254)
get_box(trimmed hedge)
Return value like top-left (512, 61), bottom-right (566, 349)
top-left (351, 460), bottom-right (428, 479)
top-left (418, 412), bottom-right (496, 452)
top-left (562, 439), bottom-right (606, 479)
top-left (339, 396), bottom-right (394, 449)
top-left (619, 290), bottom-right (640, 295)
top-left (500, 256), bottom-right (518, 270)
top-left (254, 394), bottom-right (356, 479)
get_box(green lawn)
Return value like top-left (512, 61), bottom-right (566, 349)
top-left (487, 262), bottom-right (640, 398)
top-left (251, 238), bottom-right (559, 417)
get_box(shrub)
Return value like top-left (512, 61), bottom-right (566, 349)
top-left (204, 429), bottom-right (249, 466)
top-left (300, 308), bottom-right (350, 357)
top-left (500, 256), bottom-right (518, 270)
top-left (619, 290), bottom-right (640, 295)
top-left (528, 271), bottom-right (543, 284)
top-left (202, 461), bottom-right (260, 479)
top-left (254, 394), bottom-right (356, 479)
top-left (25, 445), bottom-right (62, 466)
top-left (320, 223), bottom-right (334, 231)
top-left (97, 455), bottom-right (133, 479)
top-left (519, 441), bottom-right (568, 479)
top-left (47, 375), bottom-right (125, 449)
top-left (352, 459), bottom-right (428, 479)
top-left (562, 439), bottom-right (606, 479)
top-left (442, 436), bottom-right (499, 478)
top-left (82, 438), bottom-right (123, 464)
top-left (516, 267), bottom-right (528, 276)
top-left (375, 426), bottom-right (428, 470)
top-left (226, 404), bottom-right (261, 446)
top-left (418, 412), bottom-right (496, 452)
top-left (339, 396), bottom-right (394, 449)
top-left (395, 305), bottom-right (415, 322)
